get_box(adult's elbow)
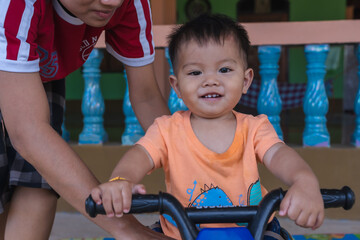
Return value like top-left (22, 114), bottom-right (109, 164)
top-left (5, 123), bottom-right (35, 161)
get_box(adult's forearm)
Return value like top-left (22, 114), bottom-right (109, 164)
top-left (15, 125), bottom-right (95, 207)
top-left (11, 123), bottom-right (135, 236)
top-left (131, 96), bottom-right (170, 130)
top-left (125, 64), bottom-right (170, 130)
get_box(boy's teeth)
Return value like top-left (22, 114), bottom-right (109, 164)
top-left (204, 94), bottom-right (219, 98)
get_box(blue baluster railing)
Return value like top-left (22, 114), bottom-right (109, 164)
top-left (61, 111), bottom-right (70, 142)
top-left (165, 48), bottom-right (188, 113)
top-left (303, 44), bottom-right (330, 147)
top-left (79, 49), bottom-right (108, 144)
top-left (352, 44), bottom-right (360, 147)
top-left (257, 46), bottom-right (283, 140)
top-left (121, 70), bottom-right (144, 145)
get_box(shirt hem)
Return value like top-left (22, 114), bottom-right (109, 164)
top-left (106, 44), bottom-right (154, 67)
top-left (0, 59), bottom-right (39, 72)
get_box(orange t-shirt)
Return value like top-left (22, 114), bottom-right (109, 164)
top-left (136, 110), bottom-right (283, 239)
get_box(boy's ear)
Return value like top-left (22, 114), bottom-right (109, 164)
top-left (169, 75), bottom-right (182, 99)
top-left (242, 68), bottom-right (254, 94)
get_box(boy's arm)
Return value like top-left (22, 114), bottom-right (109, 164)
top-left (263, 142), bottom-right (324, 229)
top-left (91, 144), bottom-right (154, 217)
top-left (110, 144), bottom-right (154, 183)
top-left (125, 64), bottom-right (170, 130)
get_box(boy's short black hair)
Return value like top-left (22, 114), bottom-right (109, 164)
top-left (167, 14), bottom-right (250, 71)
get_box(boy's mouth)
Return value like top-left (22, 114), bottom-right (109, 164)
top-left (201, 93), bottom-right (222, 98)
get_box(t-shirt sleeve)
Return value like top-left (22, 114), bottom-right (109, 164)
top-left (105, 0), bottom-right (155, 67)
top-left (0, 0), bottom-right (40, 72)
top-left (253, 114), bottom-right (283, 163)
top-left (136, 118), bottom-right (168, 171)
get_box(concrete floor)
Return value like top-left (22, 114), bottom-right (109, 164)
top-left (50, 212), bottom-right (360, 240)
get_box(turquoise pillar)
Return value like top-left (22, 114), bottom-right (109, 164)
top-left (61, 111), bottom-right (70, 142)
top-left (79, 49), bottom-right (108, 144)
top-left (257, 46), bottom-right (283, 140)
top-left (303, 44), bottom-right (330, 147)
top-left (352, 44), bottom-right (360, 147)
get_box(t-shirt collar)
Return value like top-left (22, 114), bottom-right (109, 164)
top-left (52, 0), bottom-right (84, 25)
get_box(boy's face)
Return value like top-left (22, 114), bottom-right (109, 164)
top-left (59, 0), bottom-right (124, 27)
top-left (170, 37), bottom-right (253, 119)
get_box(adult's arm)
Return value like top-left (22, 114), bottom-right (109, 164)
top-left (125, 63), bottom-right (170, 130)
top-left (0, 71), bottom-right (171, 239)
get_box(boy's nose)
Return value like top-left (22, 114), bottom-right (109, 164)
top-left (202, 76), bottom-right (219, 87)
top-left (100, 0), bottom-right (124, 8)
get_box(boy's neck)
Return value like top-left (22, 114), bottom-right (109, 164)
top-left (190, 111), bottom-right (236, 123)
top-left (190, 111), bottom-right (237, 154)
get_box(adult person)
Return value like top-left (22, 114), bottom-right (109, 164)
top-left (0, 0), bottom-right (170, 239)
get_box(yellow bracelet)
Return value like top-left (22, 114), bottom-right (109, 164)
top-left (109, 176), bottom-right (127, 182)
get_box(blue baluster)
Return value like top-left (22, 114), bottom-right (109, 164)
top-left (61, 112), bottom-right (70, 142)
top-left (121, 70), bottom-right (144, 145)
top-left (165, 48), bottom-right (188, 114)
top-left (303, 44), bottom-right (330, 147)
top-left (257, 46), bottom-right (283, 140)
top-left (79, 49), bottom-right (108, 144)
top-left (352, 44), bottom-right (360, 147)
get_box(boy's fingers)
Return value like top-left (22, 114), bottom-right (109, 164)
top-left (305, 213), bottom-right (317, 228)
top-left (111, 190), bottom-right (124, 217)
top-left (295, 211), bottom-right (310, 227)
top-left (122, 188), bottom-right (133, 213)
top-left (279, 195), bottom-right (291, 216)
top-left (90, 188), bottom-right (102, 204)
top-left (102, 192), bottom-right (115, 217)
top-left (289, 210), bottom-right (307, 227)
top-left (132, 184), bottom-right (146, 194)
top-left (286, 202), bottom-right (302, 221)
top-left (313, 211), bottom-right (325, 229)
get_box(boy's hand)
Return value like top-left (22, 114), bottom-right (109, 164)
top-left (279, 180), bottom-right (324, 229)
top-left (91, 180), bottom-right (147, 218)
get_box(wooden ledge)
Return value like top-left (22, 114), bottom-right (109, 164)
top-left (95, 20), bottom-right (360, 49)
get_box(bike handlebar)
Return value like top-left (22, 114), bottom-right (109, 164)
top-left (85, 186), bottom-right (355, 240)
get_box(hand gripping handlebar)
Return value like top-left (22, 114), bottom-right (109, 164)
top-left (85, 186), bottom-right (355, 240)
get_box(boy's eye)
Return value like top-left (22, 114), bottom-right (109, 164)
top-left (188, 71), bottom-right (202, 76)
top-left (219, 67), bottom-right (231, 73)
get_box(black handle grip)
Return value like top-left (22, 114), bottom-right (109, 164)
top-left (128, 194), bottom-right (161, 213)
top-left (85, 186), bottom-right (356, 218)
top-left (85, 186), bottom-right (355, 217)
top-left (85, 195), bottom-right (106, 217)
top-left (85, 194), bottom-right (161, 217)
top-left (321, 186), bottom-right (355, 210)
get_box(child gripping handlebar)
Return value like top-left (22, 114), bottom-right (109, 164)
top-left (85, 186), bottom-right (355, 240)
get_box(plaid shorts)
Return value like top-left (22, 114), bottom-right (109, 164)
top-left (0, 78), bottom-right (65, 213)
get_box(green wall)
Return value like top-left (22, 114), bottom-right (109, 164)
top-left (176, 0), bottom-right (239, 23)
top-left (288, 0), bottom-right (346, 98)
top-left (289, 0), bottom-right (346, 21)
top-left (65, 69), bottom-right (125, 100)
